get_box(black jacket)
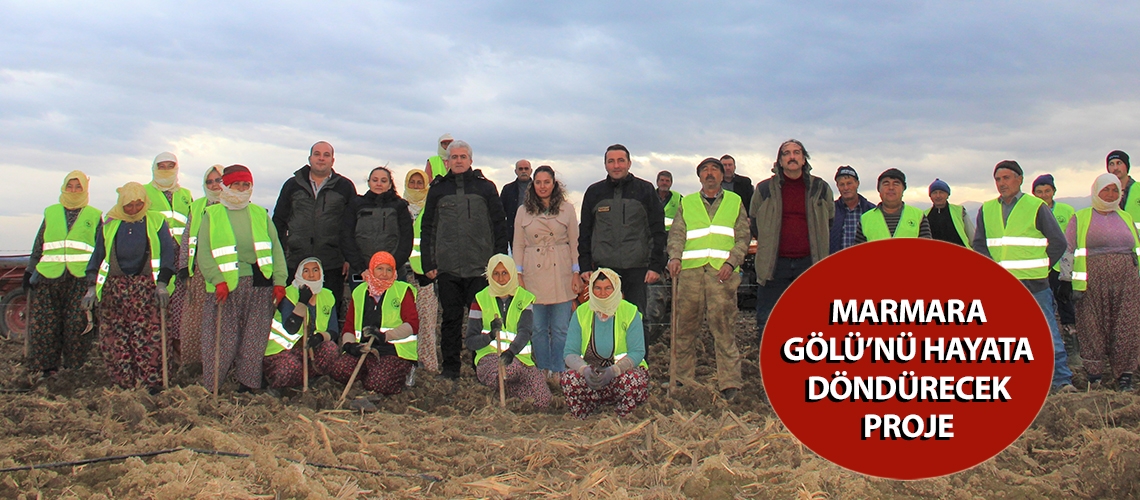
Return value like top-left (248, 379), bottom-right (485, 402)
top-left (272, 166), bottom-right (358, 270)
top-left (728, 174), bottom-right (754, 214)
top-left (343, 190), bottom-right (414, 274)
top-left (500, 178), bottom-right (529, 249)
top-left (578, 173), bottom-right (667, 273)
top-left (420, 168), bottom-right (508, 277)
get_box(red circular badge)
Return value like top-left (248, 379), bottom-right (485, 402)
top-left (760, 238), bottom-right (1054, 480)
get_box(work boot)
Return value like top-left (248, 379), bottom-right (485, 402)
top-left (1118, 373), bottom-right (1133, 393)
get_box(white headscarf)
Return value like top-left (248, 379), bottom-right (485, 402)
top-left (151, 152), bottom-right (180, 192)
top-left (1092, 173), bottom-right (1123, 213)
top-left (587, 268), bottom-right (623, 317)
top-left (203, 164), bottom-right (225, 204)
top-left (485, 254), bottom-right (519, 298)
top-left (437, 133), bottom-right (453, 157)
top-left (293, 257), bottom-right (324, 294)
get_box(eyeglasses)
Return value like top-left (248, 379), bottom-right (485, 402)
top-left (205, 179), bottom-right (224, 185)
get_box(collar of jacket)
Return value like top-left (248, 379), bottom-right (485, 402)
top-left (294, 165), bottom-right (341, 193)
top-left (361, 189), bottom-right (400, 205)
top-left (770, 162), bottom-right (813, 184)
top-left (605, 173), bottom-right (636, 187)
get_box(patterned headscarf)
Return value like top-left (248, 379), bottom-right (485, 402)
top-left (106, 182), bottom-right (151, 222)
top-left (362, 251), bottom-right (398, 297)
top-left (588, 268), bottom-right (623, 317)
top-left (59, 170), bottom-right (89, 210)
top-left (485, 254), bottom-right (519, 298)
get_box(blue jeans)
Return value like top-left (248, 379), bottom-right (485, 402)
top-left (531, 301), bottom-right (574, 372)
top-left (1032, 286), bottom-right (1072, 387)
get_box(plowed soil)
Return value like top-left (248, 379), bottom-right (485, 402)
top-left (2, 313), bottom-right (1138, 499)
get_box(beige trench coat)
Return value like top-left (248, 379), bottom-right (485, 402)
top-left (513, 201), bottom-right (579, 304)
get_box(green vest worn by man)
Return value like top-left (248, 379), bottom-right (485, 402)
top-left (146, 184), bottom-right (193, 241)
top-left (203, 204), bottom-right (274, 293)
top-left (1069, 208), bottom-right (1140, 292)
top-left (351, 281), bottom-right (418, 361)
top-left (1124, 179), bottom-right (1140, 233)
top-left (96, 211), bottom-right (164, 300)
top-left (266, 285), bottom-right (336, 356)
top-left (924, 203), bottom-right (970, 246)
top-left (862, 205), bottom-right (923, 240)
top-left (36, 205), bottom-right (102, 279)
top-left (662, 191), bottom-right (682, 231)
top-left (1048, 202), bottom-right (1076, 272)
top-left (982, 195), bottom-right (1050, 280)
top-left (574, 300), bottom-right (649, 369)
top-left (409, 210), bottom-right (424, 274)
top-left (680, 191), bottom-right (741, 270)
top-left (472, 287), bottom-right (536, 366)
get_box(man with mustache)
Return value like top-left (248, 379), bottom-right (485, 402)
top-left (666, 158), bottom-right (749, 398)
top-left (749, 139), bottom-right (834, 338)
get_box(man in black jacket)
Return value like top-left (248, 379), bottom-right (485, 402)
top-left (420, 140), bottom-right (509, 379)
top-left (720, 154), bottom-right (754, 215)
top-left (499, 159), bottom-right (532, 251)
top-left (578, 144), bottom-right (667, 314)
top-left (272, 141), bottom-right (358, 318)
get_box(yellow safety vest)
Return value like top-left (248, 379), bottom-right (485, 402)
top-left (203, 204), bottom-right (274, 293)
top-left (574, 300), bottom-right (648, 369)
top-left (427, 156), bottom-right (446, 179)
top-left (982, 195), bottom-right (1050, 280)
top-left (266, 286), bottom-right (335, 356)
top-left (36, 205), bottom-right (102, 279)
top-left (1049, 202), bottom-right (1076, 272)
top-left (351, 281), bottom-right (418, 361)
top-left (1070, 208), bottom-right (1140, 292)
top-left (472, 287), bottom-right (536, 366)
top-left (862, 205), bottom-right (923, 240)
top-left (185, 197), bottom-right (214, 277)
top-left (96, 212), bottom-right (164, 300)
top-left (923, 203), bottom-right (970, 246)
top-left (680, 191), bottom-right (741, 270)
top-left (662, 191), bottom-right (682, 231)
top-left (409, 210), bottom-right (424, 274)
top-left (146, 185), bottom-right (193, 241)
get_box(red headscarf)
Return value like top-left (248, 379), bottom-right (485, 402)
top-left (362, 251), bottom-right (397, 297)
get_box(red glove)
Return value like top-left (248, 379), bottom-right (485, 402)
top-left (274, 285), bottom-right (286, 305)
top-left (215, 281), bottom-right (229, 302)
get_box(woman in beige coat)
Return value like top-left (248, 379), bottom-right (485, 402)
top-left (514, 166), bottom-right (580, 382)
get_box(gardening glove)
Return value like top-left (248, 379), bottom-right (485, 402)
top-left (215, 281), bottom-right (229, 302)
top-left (343, 342), bottom-right (366, 357)
top-left (585, 366), bottom-right (613, 390)
top-left (273, 285), bottom-right (287, 305)
top-left (81, 285), bottom-right (97, 310)
top-left (500, 350), bottom-right (516, 367)
top-left (22, 271), bottom-right (32, 291)
top-left (155, 284), bottom-right (171, 309)
top-left (360, 326), bottom-right (381, 343)
top-left (296, 286), bottom-right (313, 306)
top-left (489, 317), bottom-right (503, 336)
top-left (307, 331), bottom-right (329, 350)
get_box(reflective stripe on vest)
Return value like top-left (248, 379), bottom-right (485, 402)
top-left (472, 287), bottom-right (536, 367)
top-left (36, 205), bottom-right (102, 279)
top-left (574, 300), bottom-right (648, 369)
top-left (680, 191), bottom-right (741, 270)
top-left (204, 204), bottom-right (274, 293)
top-left (186, 197), bottom-right (213, 276)
top-left (1049, 202), bottom-right (1076, 272)
top-left (352, 281), bottom-right (418, 361)
top-left (663, 191), bottom-right (681, 231)
top-left (146, 185), bottom-right (192, 240)
top-left (96, 212), bottom-right (164, 300)
top-left (266, 286), bottom-right (335, 356)
top-left (861, 205), bottom-right (923, 241)
top-left (1070, 208), bottom-right (1140, 292)
top-left (982, 195), bottom-right (1050, 280)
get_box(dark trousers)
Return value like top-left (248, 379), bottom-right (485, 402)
top-left (611, 267), bottom-right (649, 316)
top-left (1048, 269), bottom-right (1075, 326)
top-left (755, 256), bottom-right (812, 337)
top-left (437, 273), bottom-right (488, 374)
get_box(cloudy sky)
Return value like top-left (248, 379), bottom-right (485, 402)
top-left (2, 1), bottom-right (1137, 251)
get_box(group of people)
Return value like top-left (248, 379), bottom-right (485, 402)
top-left (22, 135), bottom-right (1140, 420)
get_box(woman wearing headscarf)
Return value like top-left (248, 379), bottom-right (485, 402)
top-left (313, 251), bottom-right (418, 395)
top-left (1064, 173), bottom-right (1140, 391)
top-left (513, 166), bottom-right (580, 384)
top-left (464, 254), bottom-right (552, 407)
top-left (195, 165), bottom-right (287, 393)
top-left (345, 166), bottom-right (413, 275)
top-left (562, 269), bottom-right (649, 418)
top-left (405, 168), bottom-right (440, 373)
top-left (24, 171), bottom-right (103, 376)
top-left (146, 152), bottom-right (194, 338)
top-left (263, 257), bottom-right (337, 389)
top-left (173, 164), bottom-right (224, 368)
top-left (84, 182), bottom-right (175, 391)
